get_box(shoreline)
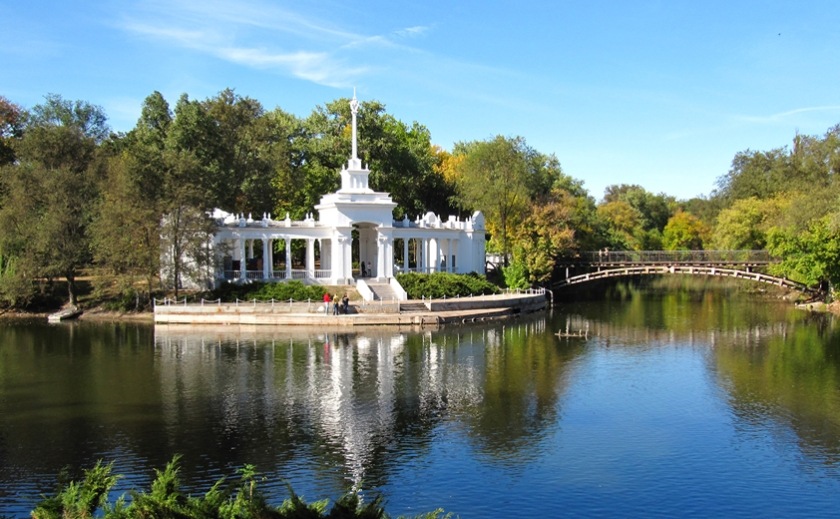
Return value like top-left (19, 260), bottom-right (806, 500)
top-left (153, 292), bottom-right (549, 328)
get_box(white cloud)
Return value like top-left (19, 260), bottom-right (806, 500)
top-left (394, 25), bottom-right (431, 39)
top-left (117, 1), bottom-right (403, 87)
top-left (735, 106), bottom-right (840, 124)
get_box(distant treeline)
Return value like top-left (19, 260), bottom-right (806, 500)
top-left (1, 92), bottom-right (838, 310)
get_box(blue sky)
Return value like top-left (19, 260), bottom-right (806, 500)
top-left (4, 1), bottom-right (840, 201)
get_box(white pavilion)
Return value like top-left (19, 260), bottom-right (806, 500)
top-left (205, 93), bottom-right (486, 298)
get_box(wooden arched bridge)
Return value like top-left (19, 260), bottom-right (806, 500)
top-left (551, 250), bottom-right (820, 295)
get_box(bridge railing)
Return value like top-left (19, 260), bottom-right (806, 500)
top-left (563, 250), bottom-right (772, 266)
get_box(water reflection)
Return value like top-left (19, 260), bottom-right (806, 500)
top-left (149, 319), bottom-right (581, 490)
top-left (2, 293), bottom-right (840, 517)
top-left (559, 294), bottom-right (840, 470)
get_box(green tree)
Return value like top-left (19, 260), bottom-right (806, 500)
top-left (90, 153), bottom-right (162, 307)
top-left (0, 96), bottom-right (24, 166)
top-left (90, 92), bottom-right (174, 306)
top-left (662, 210), bottom-right (710, 250)
top-left (0, 95), bottom-right (107, 306)
top-left (202, 89), bottom-right (278, 214)
top-left (597, 199), bottom-right (643, 249)
top-left (602, 184), bottom-right (673, 232)
top-left (512, 188), bottom-right (576, 283)
top-left (766, 215), bottom-right (840, 291)
top-left (270, 108), bottom-right (317, 219)
top-left (711, 196), bottom-right (786, 250)
top-left (599, 184), bottom-right (674, 250)
top-left (714, 148), bottom-right (793, 203)
top-left (452, 136), bottom-right (534, 265)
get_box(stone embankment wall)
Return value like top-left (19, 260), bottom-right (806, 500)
top-left (154, 292), bottom-right (548, 327)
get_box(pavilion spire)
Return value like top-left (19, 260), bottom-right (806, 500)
top-left (350, 88), bottom-right (359, 161)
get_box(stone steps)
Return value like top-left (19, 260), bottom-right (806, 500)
top-left (399, 302), bottom-right (429, 313)
top-left (367, 283), bottom-right (397, 301)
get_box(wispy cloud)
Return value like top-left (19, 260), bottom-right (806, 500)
top-left (735, 105), bottom-right (840, 124)
top-left (114, 0), bottom-right (532, 112)
top-left (394, 25), bottom-right (431, 39)
top-left (115, 0), bottom-right (380, 87)
top-left (116, 0), bottom-right (424, 88)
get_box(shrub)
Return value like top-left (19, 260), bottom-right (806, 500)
top-left (31, 456), bottom-right (450, 518)
top-left (396, 272), bottom-right (500, 299)
top-left (210, 281), bottom-right (327, 302)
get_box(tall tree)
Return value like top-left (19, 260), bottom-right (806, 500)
top-left (714, 148), bottom-right (793, 203)
top-left (511, 188), bottom-right (576, 284)
top-left (0, 95), bottom-right (107, 306)
top-left (599, 184), bottom-right (674, 250)
top-left (202, 89), bottom-right (276, 213)
top-left (453, 136), bottom-right (532, 265)
top-left (662, 210), bottom-right (710, 250)
top-left (90, 92), bottom-right (173, 306)
top-left (90, 153), bottom-right (162, 306)
top-left (711, 196), bottom-right (786, 250)
top-left (767, 215), bottom-right (840, 291)
top-left (0, 96), bottom-right (24, 166)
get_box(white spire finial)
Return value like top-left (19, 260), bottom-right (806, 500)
top-left (350, 89), bottom-right (359, 161)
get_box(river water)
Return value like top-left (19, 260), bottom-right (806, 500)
top-left (1, 288), bottom-right (840, 517)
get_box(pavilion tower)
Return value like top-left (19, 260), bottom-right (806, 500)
top-left (338, 89), bottom-right (373, 193)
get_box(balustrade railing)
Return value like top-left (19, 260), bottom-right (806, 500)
top-left (219, 269), bottom-right (316, 282)
top-left (566, 250), bottom-right (771, 265)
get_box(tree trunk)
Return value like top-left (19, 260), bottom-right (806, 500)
top-left (66, 273), bottom-right (77, 306)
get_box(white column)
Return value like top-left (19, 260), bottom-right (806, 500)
top-left (330, 233), bottom-right (350, 283)
top-left (321, 239), bottom-right (331, 272)
top-left (418, 239), bottom-right (423, 273)
top-left (333, 237), bottom-right (344, 283)
top-left (337, 235), bottom-right (351, 283)
top-left (262, 238), bottom-right (271, 280)
top-left (239, 237), bottom-right (247, 281)
top-left (306, 239), bottom-right (315, 280)
top-left (268, 240), bottom-right (274, 278)
top-left (430, 238), bottom-right (439, 273)
top-left (403, 238), bottom-right (409, 272)
top-left (376, 233), bottom-right (387, 280)
top-left (285, 238), bottom-right (292, 279)
top-left (451, 239), bottom-right (459, 272)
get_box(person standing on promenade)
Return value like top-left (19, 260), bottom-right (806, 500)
top-left (323, 292), bottom-right (331, 315)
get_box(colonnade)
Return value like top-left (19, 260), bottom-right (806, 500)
top-left (219, 230), bottom-right (475, 286)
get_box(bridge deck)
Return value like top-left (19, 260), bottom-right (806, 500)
top-left (557, 250), bottom-right (771, 267)
top-left (551, 250), bottom-right (819, 296)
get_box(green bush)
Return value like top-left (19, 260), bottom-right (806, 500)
top-left (209, 281), bottom-right (327, 302)
top-left (31, 456), bottom-right (451, 519)
top-left (502, 261), bottom-right (530, 290)
top-left (396, 272), bottom-right (500, 299)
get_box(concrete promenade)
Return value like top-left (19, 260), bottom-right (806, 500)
top-left (154, 290), bottom-right (548, 328)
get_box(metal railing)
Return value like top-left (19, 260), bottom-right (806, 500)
top-left (154, 287), bottom-right (548, 315)
top-left (561, 250), bottom-right (772, 266)
top-left (154, 297), bottom-right (330, 314)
